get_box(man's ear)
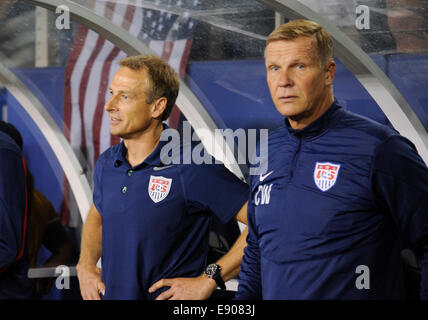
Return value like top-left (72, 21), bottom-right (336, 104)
top-left (151, 97), bottom-right (168, 119)
top-left (325, 60), bottom-right (336, 86)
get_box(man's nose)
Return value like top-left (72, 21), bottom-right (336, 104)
top-left (105, 95), bottom-right (117, 112)
top-left (278, 69), bottom-right (293, 87)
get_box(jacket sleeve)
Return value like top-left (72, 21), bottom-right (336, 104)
top-left (235, 198), bottom-right (262, 300)
top-left (0, 149), bottom-right (26, 270)
top-left (371, 135), bottom-right (428, 299)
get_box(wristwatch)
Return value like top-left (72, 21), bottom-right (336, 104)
top-left (204, 263), bottom-right (226, 290)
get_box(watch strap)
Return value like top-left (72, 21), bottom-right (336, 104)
top-left (205, 263), bottom-right (226, 290)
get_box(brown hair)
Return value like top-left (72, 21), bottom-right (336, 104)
top-left (266, 19), bottom-right (334, 66)
top-left (119, 54), bottom-right (179, 121)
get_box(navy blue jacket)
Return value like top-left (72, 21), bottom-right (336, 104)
top-left (0, 132), bottom-right (33, 299)
top-left (236, 102), bottom-right (428, 299)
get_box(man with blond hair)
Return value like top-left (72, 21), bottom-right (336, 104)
top-left (236, 19), bottom-right (428, 299)
top-left (77, 55), bottom-right (249, 300)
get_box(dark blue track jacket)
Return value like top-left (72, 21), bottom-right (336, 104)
top-left (0, 131), bottom-right (33, 299)
top-left (236, 102), bottom-right (428, 299)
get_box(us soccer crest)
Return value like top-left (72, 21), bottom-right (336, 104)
top-left (148, 175), bottom-right (172, 203)
top-left (313, 162), bottom-right (341, 192)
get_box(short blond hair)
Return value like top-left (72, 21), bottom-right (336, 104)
top-left (119, 55), bottom-right (179, 121)
top-left (266, 19), bottom-right (334, 66)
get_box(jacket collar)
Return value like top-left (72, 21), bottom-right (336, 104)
top-left (285, 100), bottom-right (342, 140)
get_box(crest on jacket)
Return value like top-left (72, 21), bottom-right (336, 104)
top-left (313, 162), bottom-right (341, 192)
top-left (148, 175), bottom-right (172, 203)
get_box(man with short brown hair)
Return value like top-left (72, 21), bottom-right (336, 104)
top-left (119, 55), bottom-right (179, 121)
top-left (76, 54), bottom-right (249, 300)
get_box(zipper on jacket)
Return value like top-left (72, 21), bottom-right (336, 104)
top-left (289, 135), bottom-right (302, 182)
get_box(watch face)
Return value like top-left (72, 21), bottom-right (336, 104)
top-left (206, 264), bottom-right (218, 277)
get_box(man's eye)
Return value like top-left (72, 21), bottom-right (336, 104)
top-left (270, 66), bottom-right (279, 71)
top-left (297, 64), bottom-right (305, 69)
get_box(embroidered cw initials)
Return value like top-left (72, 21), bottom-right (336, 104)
top-left (255, 184), bottom-right (272, 205)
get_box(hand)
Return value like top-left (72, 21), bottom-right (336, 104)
top-left (149, 274), bottom-right (218, 300)
top-left (76, 264), bottom-right (105, 300)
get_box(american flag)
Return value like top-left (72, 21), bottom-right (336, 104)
top-left (61, 0), bottom-right (199, 226)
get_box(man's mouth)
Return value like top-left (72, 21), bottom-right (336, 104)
top-left (279, 95), bottom-right (297, 102)
top-left (110, 117), bottom-right (121, 124)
